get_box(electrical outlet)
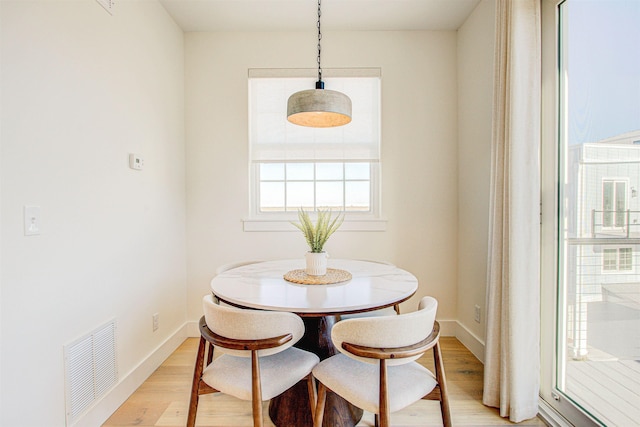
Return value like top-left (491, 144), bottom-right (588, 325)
top-left (474, 305), bottom-right (481, 323)
top-left (152, 313), bottom-right (159, 332)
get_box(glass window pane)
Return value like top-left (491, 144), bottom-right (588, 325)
top-left (603, 249), bottom-right (617, 271)
top-left (556, 2), bottom-right (640, 425)
top-left (345, 162), bottom-right (370, 180)
top-left (603, 181), bottom-right (614, 227)
top-left (345, 181), bottom-right (370, 211)
top-left (603, 181), bottom-right (614, 210)
top-left (316, 163), bottom-right (343, 180)
top-left (615, 182), bottom-right (626, 208)
top-left (316, 182), bottom-right (343, 209)
top-left (615, 181), bottom-right (627, 227)
top-left (286, 182), bottom-right (313, 210)
top-left (286, 163), bottom-right (313, 180)
top-left (260, 182), bottom-right (284, 212)
top-left (260, 163), bottom-right (284, 180)
top-left (619, 248), bottom-right (632, 270)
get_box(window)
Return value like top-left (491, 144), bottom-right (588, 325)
top-left (602, 179), bottom-right (627, 228)
top-left (603, 247), bottom-right (633, 272)
top-left (245, 69), bottom-right (383, 231)
top-left (540, 1), bottom-right (640, 426)
top-left (259, 162), bottom-right (371, 212)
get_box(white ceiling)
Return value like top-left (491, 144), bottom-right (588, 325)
top-left (158, 0), bottom-right (481, 32)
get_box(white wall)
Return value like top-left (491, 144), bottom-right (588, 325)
top-left (0, 1), bottom-right (497, 422)
top-left (0, 1), bottom-right (186, 426)
top-left (456, 0), bottom-right (496, 356)
top-left (185, 30), bottom-right (459, 321)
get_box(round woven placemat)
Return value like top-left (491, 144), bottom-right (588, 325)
top-left (283, 268), bottom-right (352, 285)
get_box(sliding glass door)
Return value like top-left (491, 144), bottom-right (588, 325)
top-left (542, 1), bottom-right (640, 425)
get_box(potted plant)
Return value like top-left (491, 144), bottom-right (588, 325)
top-left (292, 208), bottom-right (344, 275)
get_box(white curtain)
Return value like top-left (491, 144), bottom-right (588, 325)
top-left (483, 0), bottom-right (541, 423)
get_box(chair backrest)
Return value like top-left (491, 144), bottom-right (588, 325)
top-left (202, 294), bottom-right (304, 357)
top-left (331, 296), bottom-right (438, 366)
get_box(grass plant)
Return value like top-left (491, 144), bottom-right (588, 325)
top-left (291, 208), bottom-right (344, 253)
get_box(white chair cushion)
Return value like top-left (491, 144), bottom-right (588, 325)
top-left (312, 353), bottom-right (437, 414)
top-left (202, 347), bottom-right (319, 401)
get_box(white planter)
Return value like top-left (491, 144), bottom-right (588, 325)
top-left (305, 252), bottom-right (328, 276)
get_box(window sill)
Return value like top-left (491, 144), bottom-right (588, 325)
top-left (242, 218), bottom-right (387, 232)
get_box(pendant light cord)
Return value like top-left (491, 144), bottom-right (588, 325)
top-left (316, 0), bottom-right (323, 83)
top-left (286, 0), bottom-right (351, 127)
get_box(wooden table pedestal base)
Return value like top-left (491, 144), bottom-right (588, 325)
top-left (268, 316), bottom-right (363, 427)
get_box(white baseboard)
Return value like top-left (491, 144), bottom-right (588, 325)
top-left (454, 321), bottom-right (485, 363)
top-left (71, 322), bottom-right (189, 427)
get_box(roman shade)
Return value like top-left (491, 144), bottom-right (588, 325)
top-left (249, 69), bottom-right (381, 162)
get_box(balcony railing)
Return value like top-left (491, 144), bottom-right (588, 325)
top-left (591, 209), bottom-right (640, 238)
top-left (562, 239), bottom-right (640, 426)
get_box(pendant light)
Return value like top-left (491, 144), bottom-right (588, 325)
top-left (287, 0), bottom-right (352, 128)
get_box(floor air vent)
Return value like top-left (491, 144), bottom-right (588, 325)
top-left (64, 320), bottom-right (117, 426)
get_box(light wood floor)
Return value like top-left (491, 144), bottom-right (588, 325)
top-left (103, 337), bottom-right (547, 427)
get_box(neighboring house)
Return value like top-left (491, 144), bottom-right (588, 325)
top-left (565, 130), bottom-right (640, 359)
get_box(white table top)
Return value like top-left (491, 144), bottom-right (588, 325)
top-left (210, 259), bottom-right (418, 315)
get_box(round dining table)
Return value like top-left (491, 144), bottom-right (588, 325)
top-left (210, 258), bottom-right (418, 427)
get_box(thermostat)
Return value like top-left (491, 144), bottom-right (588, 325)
top-left (129, 154), bottom-right (144, 171)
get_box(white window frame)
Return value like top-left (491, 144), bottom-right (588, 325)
top-left (243, 68), bottom-right (386, 232)
top-left (540, 2), bottom-right (639, 426)
top-left (601, 178), bottom-right (628, 230)
top-left (602, 247), bottom-right (633, 273)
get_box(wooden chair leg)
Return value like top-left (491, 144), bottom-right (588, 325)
top-left (378, 359), bottom-right (390, 427)
top-left (206, 341), bottom-right (214, 366)
top-left (374, 414), bottom-right (380, 427)
top-left (393, 304), bottom-right (400, 314)
top-left (187, 336), bottom-right (207, 427)
top-left (434, 341), bottom-right (452, 427)
top-left (307, 374), bottom-right (317, 424)
top-left (251, 350), bottom-right (264, 427)
top-left (314, 382), bottom-right (327, 427)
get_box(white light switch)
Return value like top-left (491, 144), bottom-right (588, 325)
top-left (129, 153), bottom-right (144, 170)
top-left (24, 205), bottom-right (41, 236)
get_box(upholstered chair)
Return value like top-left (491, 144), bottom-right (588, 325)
top-left (187, 295), bottom-right (320, 427)
top-left (312, 296), bottom-right (451, 427)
